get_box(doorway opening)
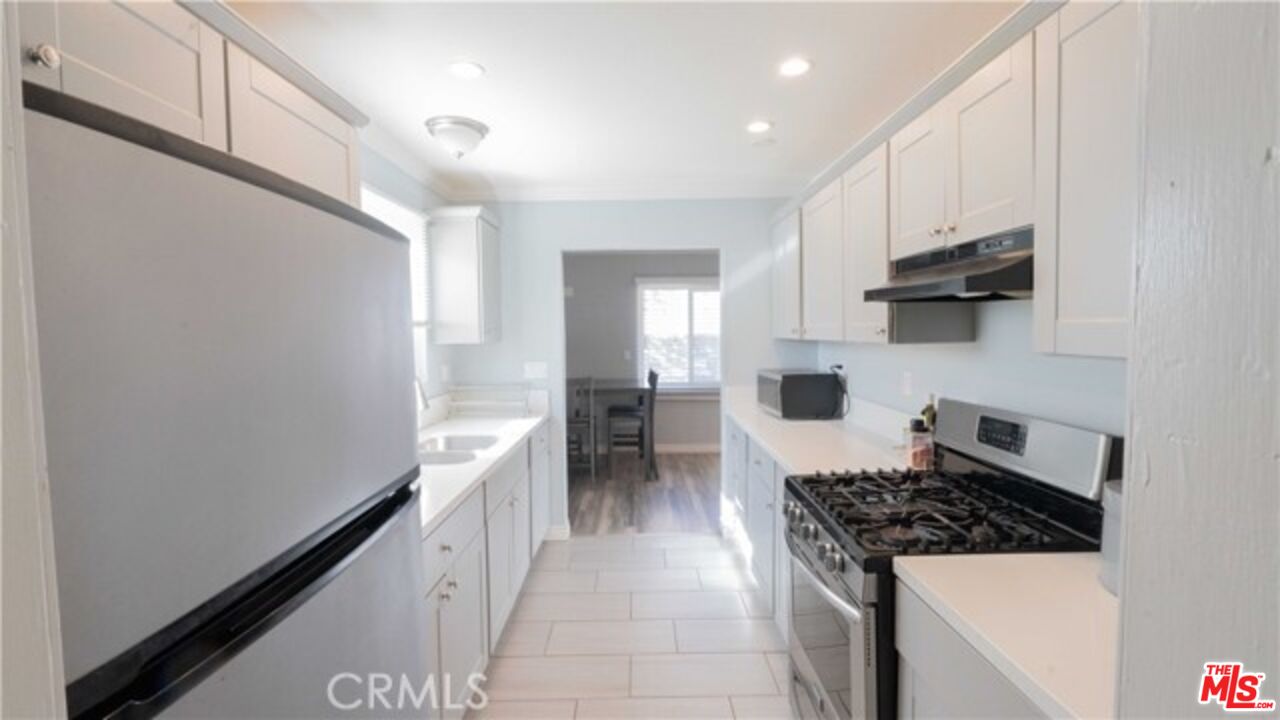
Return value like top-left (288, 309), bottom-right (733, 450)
top-left (561, 250), bottom-right (722, 536)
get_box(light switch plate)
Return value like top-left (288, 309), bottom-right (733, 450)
top-left (901, 371), bottom-right (913, 397)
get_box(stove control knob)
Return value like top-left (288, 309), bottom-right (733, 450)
top-left (823, 547), bottom-right (846, 573)
top-left (802, 523), bottom-right (819, 542)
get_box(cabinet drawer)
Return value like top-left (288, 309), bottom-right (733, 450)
top-left (748, 438), bottom-right (775, 487)
top-left (422, 487), bottom-right (484, 589)
top-left (486, 442), bottom-right (530, 515)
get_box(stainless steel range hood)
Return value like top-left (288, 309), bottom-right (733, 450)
top-left (865, 227), bottom-right (1033, 302)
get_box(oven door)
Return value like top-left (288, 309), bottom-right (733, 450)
top-left (787, 535), bottom-right (869, 720)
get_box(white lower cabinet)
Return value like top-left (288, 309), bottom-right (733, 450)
top-left (745, 439), bottom-right (776, 615)
top-left (530, 424), bottom-right (552, 549)
top-left (485, 445), bottom-right (532, 649)
top-left (896, 581), bottom-right (1044, 719)
top-left (724, 419), bottom-right (748, 513)
top-left (437, 533), bottom-right (488, 720)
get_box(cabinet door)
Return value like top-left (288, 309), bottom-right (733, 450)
top-left (745, 471), bottom-right (775, 614)
top-left (19, 1), bottom-right (227, 148)
top-left (889, 109), bottom-right (948, 259)
top-left (422, 581), bottom-right (444, 720)
top-left (440, 535), bottom-right (488, 720)
top-left (724, 419), bottom-right (747, 514)
top-left (479, 218), bottom-right (502, 343)
top-left (530, 426), bottom-right (551, 551)
top-left (800, 177), bottom-right (844, 341)
top-left (511, 475), bottom-right (532, 591)
top-left (1033, 2), bottom-right (1142, 358)
top-left (486, 501), bottom-right (514, 649)
top-left (770, 210), bottom-right (803, 339)
top-left (842, 144), bottom-right (891, 343)
top-left (225, 43), bottom-right (359, 203)
top-left (946, 34), bottom-right (1034, 245)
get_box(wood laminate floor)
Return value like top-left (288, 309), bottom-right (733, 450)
top-left (568, 453), bottom-right (721, 536)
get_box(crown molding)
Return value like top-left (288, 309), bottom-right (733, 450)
top-left (447, 178), bottom-right (798, 204)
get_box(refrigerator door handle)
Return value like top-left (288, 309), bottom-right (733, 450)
top-left (73, 484), bottom-right (418, 720)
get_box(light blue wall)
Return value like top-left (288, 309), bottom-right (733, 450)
top-left (817, 300), bottom-right (1127, 435)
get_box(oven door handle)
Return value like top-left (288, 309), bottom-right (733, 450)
top-left (789, 544), bottom-right (864, 623)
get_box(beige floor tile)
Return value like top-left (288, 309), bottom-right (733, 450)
top-left (545, 620), bottom-right (676, 655)
top-left (466, 699), bottom-right (577, 720)
top-left (730, 695), bottom-right (792, 720)
top-left (674, 619), bottom-right (786, 653)
top-left (511, 593), bottom-right (630, 622)
top-left (698, 567), bottom-right (759, 591)
top-left (533, 543), bottom-right (572, 570)
top-left (664, 549), bottom-right (740, 569)
top-left (633, 534), bottom-right (727, 551)
top-left (523, 571), bottom-right (598, 594)
top-left (568, 548), bottom-right (667, 571)
top-left (484, 656), bottom-right (630, 701)
top-left (596, 569), bottom-right (701, 592)
top-left (764, 653), bottom-right (790, 693)
top-left (630, 654), bottom-right (778, 697)
top-left (567, 535), bottom-right (636, 550)
top-left (631, 591), bottom-right (747, 620)
top-left (576, 697), bottom-right (733, 719)
top-left (493, 622), bottom-right (552, 657)
top-left (740, 589), bottom-right (774, 618)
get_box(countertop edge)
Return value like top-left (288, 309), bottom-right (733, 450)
top-left (893, 556), bottom-right (1092, 720)
top-left (419, 415), bottom-right (549, 538)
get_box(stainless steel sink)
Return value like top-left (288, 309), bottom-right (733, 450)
top-left (421, 434), bottom-right (499, 453)
top-left (419, 450), bottom-right (477, 465)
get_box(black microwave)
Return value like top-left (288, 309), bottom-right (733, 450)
top-left (757, 369), bottom-right (845, 420)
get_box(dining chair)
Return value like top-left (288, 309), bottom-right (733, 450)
top-left (606, 370), bottom-right (659, 480)
top-left (565, 377), bottom-right (597, 480)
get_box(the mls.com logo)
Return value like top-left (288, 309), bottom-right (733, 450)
top-left (1200, 663), bottom-right (1276, 712)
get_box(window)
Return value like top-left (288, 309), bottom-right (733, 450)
top-left (637, 278), bottom-right (720, 387)
top-left (360, 187), bottom-right (430, 383)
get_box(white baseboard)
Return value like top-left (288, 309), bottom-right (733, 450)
top-left (654, 443), bottom-right (720, 454)
top-left (544, 525), bottom-right (571, 541)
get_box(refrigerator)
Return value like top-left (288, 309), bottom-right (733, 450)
top-left (21, 84), bottom-right (431, 718)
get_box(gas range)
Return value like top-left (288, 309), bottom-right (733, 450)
top-left (782, 399), bottom-right (1122, 720)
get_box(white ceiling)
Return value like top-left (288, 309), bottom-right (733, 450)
top-left (230, 2), bottom-right (1018, 203)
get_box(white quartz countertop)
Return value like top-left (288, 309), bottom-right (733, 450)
top-left (894, 553), bottom-right (1119, 720)
top-left (417, 414), bottom-right (548, 537)
top-left (722, 386), bottom-right (903, 473)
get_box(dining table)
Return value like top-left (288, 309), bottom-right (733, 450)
top-left (567, 376), bottom-right (657, 480)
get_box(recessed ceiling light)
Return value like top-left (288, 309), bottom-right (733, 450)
top-left (448, 60), bottom-right (486, 80)
top-left (779, 57), bottom-right (812, 78)
top-left (746, 120), bottom-right (773, 134)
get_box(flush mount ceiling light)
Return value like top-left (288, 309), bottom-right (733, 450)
top-left (448, 60), bottom-right (486, 80)
top-left (779, 56), bottom-right (813, 77)
top-left (424, 115), bottom-right (490, 159)
top-left (746, 120), bottom-right (773, 134)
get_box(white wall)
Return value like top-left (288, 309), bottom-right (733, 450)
top-left (442, 199), bottom-right (815, 527)
top-left (1118, 4), bottom-right (1278, 716)
top-left (818, 301), bottom-right (1128, 436)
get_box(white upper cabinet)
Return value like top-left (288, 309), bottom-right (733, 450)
top-left (800, 177), bottom-right (845, 342)
top-left (18, 0), bottom-right (227, 149)
top-left (842, 144), bottom-right (891, 343)
top-left (770, 209), bottom-right (803, 340)
top-left (889, 35), bottom-right (1033, 259)
top-left (431, 207), bottom-right (502, 346)
top-left (889, 109), bottom-right (949, 260)
top-left (947, 34), bottom-right (1034, 245)
top-left (1034, 2), bottom-right (1141, 359)
top-left (225, 44), bottom-right (361, 204)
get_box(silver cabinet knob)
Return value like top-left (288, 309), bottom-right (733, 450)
top-left (439, 591), bottom-right (452, 602)
top-left (27, 43), bottom-right (61, 70)
top-left (447, 579), bottom-right (459, 589)
top-left (876, 327), bottom-right (887, 336)
top-left (927, 227), bottom-right (941, 237)
top-left (945, 223), bottom-right (957, 234)
top-left (439, 543), bottom-right (453, 554)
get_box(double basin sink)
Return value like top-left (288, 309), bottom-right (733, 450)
top-left (419, 434), bottom-right (499, 465)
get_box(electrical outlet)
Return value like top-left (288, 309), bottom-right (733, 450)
top-left (564, 286), bottom-right (575, 298)
top-left (901, 371), bottom-right (913, 397)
